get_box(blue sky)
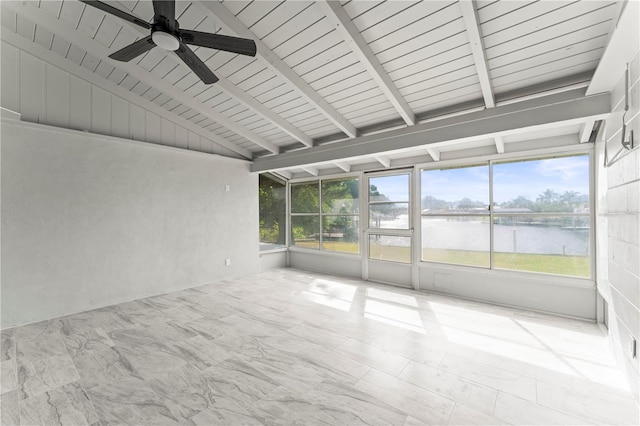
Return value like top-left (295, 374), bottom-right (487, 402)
top-left (370, 155), bottom-right (590, 204)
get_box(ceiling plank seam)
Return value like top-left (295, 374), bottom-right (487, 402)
top-left (5, 1), bottom-right (280, 154)
top-left (1, 29), bottom-right (253, 159)
top-left (459, 0), bottom-right (495, 109)
top-left (319, 0), bottom-right (416, 127)
top-left (200, 1), bottom-right (358, 139)
top-left (90, 1), bottom-right (314, 148)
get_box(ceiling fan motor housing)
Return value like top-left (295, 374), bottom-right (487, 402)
top-left (151, 16), bottom-right (180, 51)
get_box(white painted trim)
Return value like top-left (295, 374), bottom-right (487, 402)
top-left (216, 78), bottom-right (313, 147)
top-left (1, 30), bottom-right (253, 159)
top-left (426, 147), bottom-right (441, 161)
top-left (319, 1), bottom-right (416, 126)
top-left (301, 166), bottom-right (319, 176)
top-left (494, 135), bottom-right (505, 154)
top-left (334, 161), bottom-right (351, 172)
top-left (417, 142), bottom-right (592, 171)
top-left (580, 119), bottom-right (596, 143)
top-left (4, 1), bottom-right (278, 154)
top-left (71, 0), bottom-right (313, 148)
top-left (586, 0), bottom-right (639, 95)
top-left (374, 155), bottom-right (391, 168)
top-left (1, 107), bottom-right (21, 120)
top-left (251, 89), bottom-right (610, 171)
top-left (272, 170), bottom-right (292, 180)
top-left (459, 0), bottom-right (495, 108)
top-left (200, 1), bottom-right (358, 139)
top-left (1, 117), bottom-right (250, 164)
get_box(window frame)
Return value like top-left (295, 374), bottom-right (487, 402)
top-left (258, 172), bottom-right (288, 253)
top-left (289, 173), bottom-right (361, 255)
top-left (419, 151), bottom-right (593, 279)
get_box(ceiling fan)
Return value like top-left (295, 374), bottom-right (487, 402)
top-left (79, 0), bottom-right (257, 84)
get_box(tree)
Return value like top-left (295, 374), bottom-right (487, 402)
top-left (535, 189), bottom-right (562, 212)
top-left (422, 195), bottom-right (449, 210)
top-left (456, 198), bottom-right (485, 210)
top-left (500, 196), bottom-right (534, 210)
top-left (259, 175), bottom-right (286, 244)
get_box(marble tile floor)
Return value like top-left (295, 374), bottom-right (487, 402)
top-left (0, 268), bottom-right (638, 425)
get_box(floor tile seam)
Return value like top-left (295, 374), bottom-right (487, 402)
top-left (535, 373), bottom-right (638, 404)
top-left (331, 344), bottom-right (411, 375)
top-left (356, 365), bottom-right (460, 412)
top-left (534, 388), bottom-right (638, 425)
top-left (430, 363), bottom-right (535, 405)
top-left (78, 383), bottom-right (104, 426)
top-left (439, 351), bottom-right (541, 387)
top-left (493, 390), bottom-right (596, 425)
top-left (398, 359), bottom-right (501, 409)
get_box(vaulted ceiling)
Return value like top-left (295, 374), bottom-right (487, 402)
top-left (0, 0), bottom-right (629, 178)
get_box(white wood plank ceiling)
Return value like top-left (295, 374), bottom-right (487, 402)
top-left (0, 0), bottom-right (624, 176)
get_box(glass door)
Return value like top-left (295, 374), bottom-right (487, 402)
top-left (364, 170), bottom-right (414, 287)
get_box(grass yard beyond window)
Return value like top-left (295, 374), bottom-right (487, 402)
top-left (292, 242), bottom-right (589, 277)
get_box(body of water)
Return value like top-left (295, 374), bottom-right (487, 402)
top-left (370, 215), bottom-right (589, 256)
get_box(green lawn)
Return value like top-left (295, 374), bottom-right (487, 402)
top-left (292, 241), bottom-right (589, 277)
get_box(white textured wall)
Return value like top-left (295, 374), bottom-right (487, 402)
top-left (596, 51), bottom-right (640, 398)
top-left (0, 41), bottom-right (241, 159)
top-left (1, 119), bottom-right (259, 328)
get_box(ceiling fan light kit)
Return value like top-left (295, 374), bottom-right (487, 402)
top-left (79, 0), bottom-right (257, 84)
top-left (151, 30), bottom-right (179, 51)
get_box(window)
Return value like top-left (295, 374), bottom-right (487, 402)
top-left (421, 165), bottom-right (490, 267)
top-left (290, 177), bottom-right (359, 253)
top-left (290, 181), bottom-right (320, 249)
top-left (420, 154), bottom-right (591, 277)
top-left (369, 175), bottom-right (410, 229)
top-left (259, 174), bottom-right (287, 251)
top-left (493, 155), bottom-right (590, 277)
top-left (366, 172), bottom-right (413, 264)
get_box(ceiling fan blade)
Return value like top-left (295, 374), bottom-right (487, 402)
top-left (152, 0), bottom-right (175, 26)
top-left (109, 36), bottom-right (156, 62)
top-left (79, 0), bottom-right (150, 30)
top-left (179, 30), bottom-right (257, 57)
top-left (175, 42), bottom-right (219, 84)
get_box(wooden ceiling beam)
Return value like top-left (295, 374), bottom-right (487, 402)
top-left (459, 0), bottom-right (495, 109)
top-left (4, 1), bottom-right (280, 154)
top-left (587, 0), bottom-right (639, 95)
top-left (200, 1), bottom-right (358, 139)
top-left (319, 1), bottom-right (416, 126)
top-left (251, 88), bottom-right (610, 172)
top-left (1, 28), bottom-right (254, 159)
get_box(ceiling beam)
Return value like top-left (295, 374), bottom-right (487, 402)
top-left (273, 170), bottom-right (292, 180)
top-left (200, 1), bottom-right (358, 139)
top-left (4, 1), bottom-right (280, 154)
top-left (580, 119), bottom-right (596, 143)
top-left (319, 1), bottom-right (416, 126)
top-left (586, 0), bottom-right (639, 95)
top-left (494, 135), bottom-right (505, 154)
top-left (251, 88), bottom-right (610, 172)
top-left (459, 0), bottom-right (495, 108)
top-left (1, 28), bottom-right (253, 159)
top-left (426, 147), bottom-right (441, 162)
top-left (215, 78), bottom-right (312, 147)
top-left (301, 166), bottom-right (319, 176)
top-left (334, 162), bottom-right (351, 172)
top-left (374, 155), bottom-right (391, 168)
top-left (74, 0), bottom-right (313, 148)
